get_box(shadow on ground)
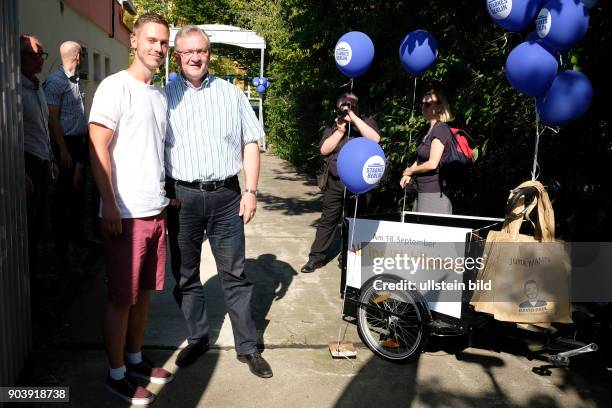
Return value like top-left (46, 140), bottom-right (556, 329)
top-left (334, 354), bottom-right (419, 407)
top-left (257, 191), bottom-right (320, 216)
top-left (247, 254), bottom-right (298, 343)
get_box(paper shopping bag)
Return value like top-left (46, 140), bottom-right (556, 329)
top-left (470, 180), bottom-right (572, 324)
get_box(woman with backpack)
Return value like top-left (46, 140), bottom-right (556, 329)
top-left (399, 89), bottom-right (454, 214)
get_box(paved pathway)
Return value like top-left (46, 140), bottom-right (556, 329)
top-left (31, 152), bottom-right (611, 407)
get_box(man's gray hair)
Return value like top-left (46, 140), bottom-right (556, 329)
top-left (174, 25), bottom-right (210, 51)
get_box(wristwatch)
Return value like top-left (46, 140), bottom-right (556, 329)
top-left (244, 188), bottom-right (258, 197)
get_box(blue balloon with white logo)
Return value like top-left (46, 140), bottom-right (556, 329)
top-left (253, 77), bottom-right (261, 86)
top-left (505, 41), bottom-right (558, 97)
top-left (337, 138), bottom-right (386, 195)
top-left (536, 0), bottom-right (589, 51)
top-left (256, 84), bottom-right (266, 94)
top-left (486, 0), bottom-right (543, 32)
top-left (334, 32), bottom-right (375, 78)
top-left (399, 30), bottom-right (438, 76)
top-left (536, 70), bottom-right (593, 126)
top-left (169, 71), bottom-right (178, 81)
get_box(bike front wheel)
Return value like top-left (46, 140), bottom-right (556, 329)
top-left (357, 274), bottom-right (430, 363)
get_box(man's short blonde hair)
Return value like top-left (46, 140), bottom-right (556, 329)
top-left (134, 12), bottom-right (169, 32)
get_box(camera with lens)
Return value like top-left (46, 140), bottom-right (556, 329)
top-left (335, 102), bottom-right (351, 119)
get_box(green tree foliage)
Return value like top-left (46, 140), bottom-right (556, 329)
top-left (132, 0), bottom-right (610, 239)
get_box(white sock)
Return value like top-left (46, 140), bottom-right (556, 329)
top-left (127, 351), bottom-right (142, 365)
top-left (109, 366), bottom-right (127, 380)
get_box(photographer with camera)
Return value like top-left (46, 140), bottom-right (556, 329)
top-left (301, 92), bottom-right (381, 273)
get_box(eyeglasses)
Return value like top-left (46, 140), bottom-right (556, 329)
top-left (22, 51), bottom-right (48, 60)
top-left (175, 49), bottom-right (209, 59)
top-left (421, 100), bottom-right (440, 108)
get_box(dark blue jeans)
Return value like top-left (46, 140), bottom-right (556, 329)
top-left (167, 178), bottom-right (258, 355)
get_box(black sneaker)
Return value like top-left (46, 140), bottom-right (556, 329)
top-left (126, 356), bottom-right (174, 384)
top-left (237, 351), bottom-right (273, 378)
top-left (106, 373), bottom-right (154, 405)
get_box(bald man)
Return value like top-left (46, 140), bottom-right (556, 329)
top-left (21, 34), bottom-right (57, 274)
top-left (44, 40), bottom-right (90, 258)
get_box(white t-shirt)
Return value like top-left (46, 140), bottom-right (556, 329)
top-left (89, 70), bottom-right (169, 219)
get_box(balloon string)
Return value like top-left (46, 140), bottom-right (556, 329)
top-left (532, 99), bottom-right (540, 181)
top-left (340, 78), bottom-right (353, 88)
top-left (338, 77), bottom-right (353, 274)
top-left (347, 78), bottom-right (353, 140)
top-left (408, 77), bottom-right (418, 145)
top-left (339, 195), bottom-right (359, 319)
top-left (334, 194), bottom-right (359, 363)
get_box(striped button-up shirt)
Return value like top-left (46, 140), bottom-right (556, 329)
top-left (164, 75), bottom-right (264, 182)
top-left (43, 67), bottom-right (88, 136)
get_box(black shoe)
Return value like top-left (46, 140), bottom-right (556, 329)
top-left (300, 259), bottom-right (323, 273)
top-left (176, 341), bottom-right (210, 368)
top-left (126, 356), bottom-right (174, 384)
top-left (106, 373), bottom-right (154, 406)
top-left (237, 351), bottom-right (273, 378)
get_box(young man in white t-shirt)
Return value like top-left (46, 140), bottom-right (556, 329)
top-left (89, 13), bottom-right (172, 405)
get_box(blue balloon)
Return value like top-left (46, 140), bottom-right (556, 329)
top-left (505, 41), bottom-right (558, 97)
top-left (536, 70), bottom-right (593, 126)
top-left (256, 84), bottom-right (266, 94)
top-left (264, 79), bottom-right (271, 89)
top-left (486, 0), bottom-right (543, 32)
top-left (334, 32), bottom-right (375, 78)
top-left (337, 138), bottom-right (386, 195)
top-left (536, 0), bottom-right (589, 51)
top-left (399, 30), bottom-right (438, 76)
top-left (169, 71), bottom-right (178, 81)
top-left (252, 77), bottom-right (261, 86)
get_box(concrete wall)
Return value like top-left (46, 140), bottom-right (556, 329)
top-left (19, 0), bottom-right (131, 111)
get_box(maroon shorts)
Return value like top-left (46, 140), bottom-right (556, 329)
top-left (101, 211), bottom-right (167, 305)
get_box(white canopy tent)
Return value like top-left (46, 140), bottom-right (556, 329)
top-left (166, 24), bottom-right (267, 150)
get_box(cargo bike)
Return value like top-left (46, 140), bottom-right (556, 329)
top-left (340, 186), bottom-right (603, 368)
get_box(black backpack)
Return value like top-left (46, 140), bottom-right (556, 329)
top-left (439, 126), bottom-right (477, 189)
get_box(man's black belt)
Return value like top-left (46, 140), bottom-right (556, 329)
top-left (176, 175), bottom-right (237, 191)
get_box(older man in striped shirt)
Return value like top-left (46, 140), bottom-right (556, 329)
top-left (44, 41), bottom-right (89, 256)
top-left (165, 25), bottom-right (272, 378)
